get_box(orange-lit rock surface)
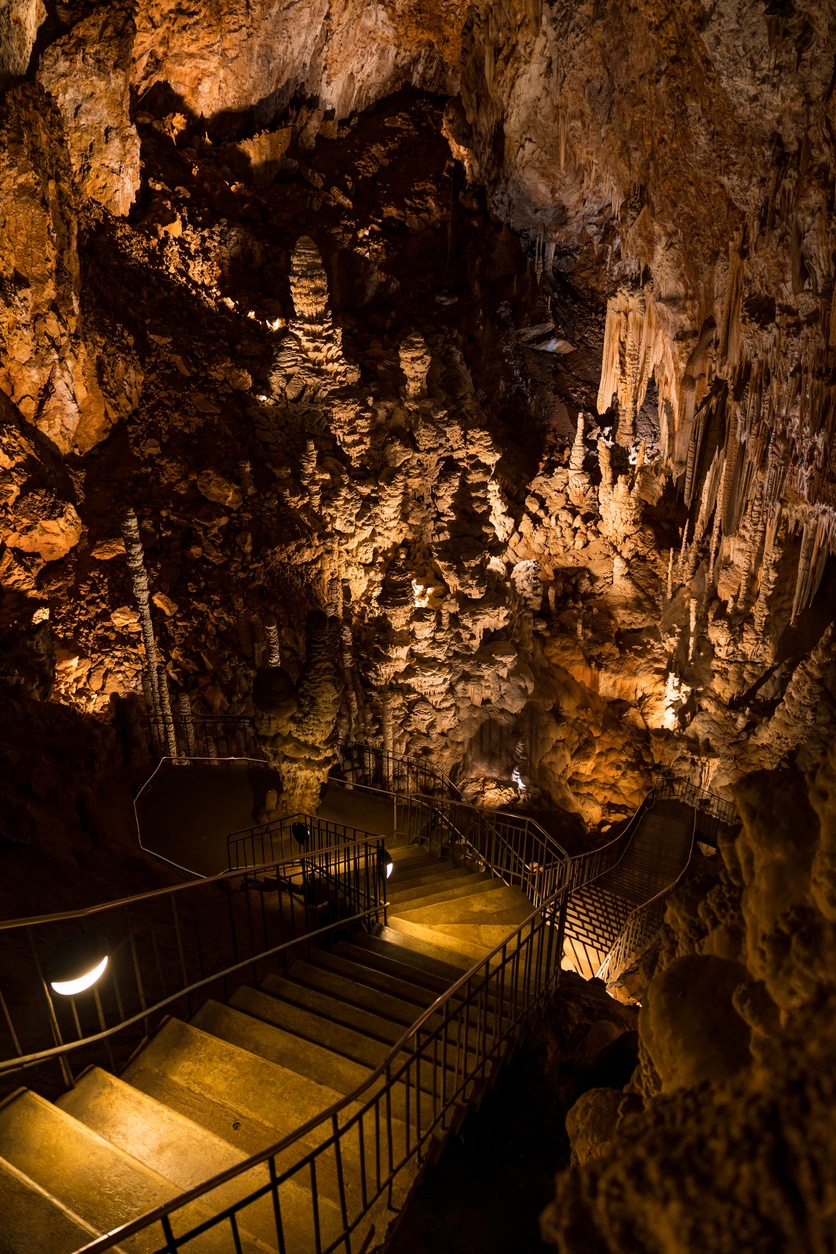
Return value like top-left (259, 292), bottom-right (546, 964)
top-left (0, 0), bottom-right (833, 818)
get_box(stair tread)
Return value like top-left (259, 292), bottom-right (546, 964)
top-left (199, 997), bottom-right (371, 1095)
top-left (372, 925), bottom-right (475, 974)
top-left (122, 1017), bottom-right (354, 1145)
top-left (0, 1154), bottom-right (109, 1254)
top-left (388, 875), bottom-right (498, 907)
top-left (259, 973), bottom-right (405, 1044)
top-left (0, 1090), bottom-right (233, 1253)
top-left (57, 1066), bottom-right (317, 1252)
top-left (333, 943), bottom-right (453, 998)
top-left (311, 950), bottom-right (440, 1008)
top-left (286, 959), bottom-right (426, 1026)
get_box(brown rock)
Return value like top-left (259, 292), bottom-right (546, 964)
top-left (38, 5), bottom-right (140, 216)
top-left (196, 469), bottom-right (243, 510)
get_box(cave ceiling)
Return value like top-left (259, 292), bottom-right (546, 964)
top-left (0, 0), bottom-right (835, 823)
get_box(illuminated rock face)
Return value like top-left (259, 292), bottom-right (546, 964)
top-left (0, 1), bottom-right (833, 817)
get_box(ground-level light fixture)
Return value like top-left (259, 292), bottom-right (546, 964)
top-left (45, 934), bottom-right (109, 997)
top-left (379, 849), bottom-right (394, 880)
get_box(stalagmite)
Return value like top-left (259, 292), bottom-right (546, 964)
top-left (666, 547), bottom-right (675, 599)
top-left (178, 692), bottom-right (197, 757)
top-left (265, 623), bottom-right (281, 668)
top-left (122, 509), bottom-right (162, 726)
top-left (569, 414), bottom-right (586, 474)
top-left (688, 597), bottom-right (698, 663)
top-left (157, 665), bottom-right (177, 757)
top-left (341, 624), bottom-right (360, 735)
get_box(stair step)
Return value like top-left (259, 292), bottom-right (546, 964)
top-left (0, 1154), bottom-right (109, 1254)
top-left (330, 943), bottom-right (458, 998)
top-left (120, 1018), bottom-right (407, 1218)
top-left (228, 983), bottom-right (389, 1071)
top-left (386, 916), bottom-right (500, 964)
top-left (392, 885), bottom-right (530, 927)
top-left (388, 873), bottom-right (498, 907)
top-left (196, 998), bottom-right (371, 1097)
top-left (369, 926), bottom-right (475, 976)
top-left (387, 862), bottom-right (469, 890)
top-left (57, 1066), bottom-right (310, 1252)
top-left (310, 950), bottom-right (440, 1010)
top-left (0, 1090), bottom-right (233, 1253)
top-left (286, 959), bottom-right (426, 1027)
top-left (259, 973), bottom-right (405, 1045)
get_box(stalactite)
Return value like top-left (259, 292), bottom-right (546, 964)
top-left (677, 520), bottom-right (690, 583)
top-left (719, 410), bottom-right (740, 534)
top-left (707, 506), bottom-right (720, 587)
top-left (688, 597), bottom-right (698, 663)
top-left (666, 547), bottom-right (675, 600)
top-left (752, 524), bottom-right (784, 650)
top-left (738, 490), bottom-right (765, 605)
top-left (791, 516), bottom-right (818, 623)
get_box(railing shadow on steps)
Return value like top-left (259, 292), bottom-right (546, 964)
top-left (72, 884), bottom-right (570, 1254)
top-left (594, 804), bottom-right (700, 986)
top-left (0, 818), bottom-right (387, 1093)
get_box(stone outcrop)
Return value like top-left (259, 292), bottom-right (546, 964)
top-left (543, 742), bottom-right (836, 1252)
top-left (0, 1), bottom-right (833, 812)
top-left (38, 4), bottom-right (140, 217)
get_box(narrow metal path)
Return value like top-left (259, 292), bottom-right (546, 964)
top-left (562, 798), bottom-right (695, 979)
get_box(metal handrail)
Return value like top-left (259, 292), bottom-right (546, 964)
top-left (334, 740), bottom-right (463, 801)
top-left (142, 713), bottom-right (264, 763)
top-left (0, 821), bottom-right (387, 1087)
top-left (72, 883), bottom-right (569, 1254)
top-left (595, 803), bottom-right (699, 984)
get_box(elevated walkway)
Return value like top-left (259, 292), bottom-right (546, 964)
top-left (563, 798), bottom-right (695, 979)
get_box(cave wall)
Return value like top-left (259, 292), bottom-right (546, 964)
top-left (0, 0), bottom-right (834, 824)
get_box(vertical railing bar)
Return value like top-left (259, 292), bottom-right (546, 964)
top-left (310, 1158), bottom-right (323, 1254)
top-left (332, 1114), bottom-right (351, 1251)
top-left (229, 1211), bottom-right (244, 1254)
top-left (269, 1155), bottom-right (288, 1254)
top-left (0, 987), bottom-right (22, 1056)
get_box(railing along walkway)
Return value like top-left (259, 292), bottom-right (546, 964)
top-left (563, 793), bottom-right (715, 981)
top-left (0, 742), bottom-right (737, 1253)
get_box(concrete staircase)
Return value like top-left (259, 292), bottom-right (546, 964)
top-left (0, 844), bottom-right (534, 1253)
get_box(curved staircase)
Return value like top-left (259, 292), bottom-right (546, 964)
top-left (0, 838), bottom-right (550, 1253)
top-left (0, 752), bottom-right (736, 1253)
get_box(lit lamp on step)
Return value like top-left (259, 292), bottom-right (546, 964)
top-left (45, 934), bottom-right (109, 997)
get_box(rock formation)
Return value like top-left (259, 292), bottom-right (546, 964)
top-left (0, 1), bottom-right (833, 818)
top-left (0, 2), bottom-right (834, 1248)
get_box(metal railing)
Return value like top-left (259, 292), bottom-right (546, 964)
top-left (74, 885), bottom-right (569, 1254)
top-left (595, 805), bottom-right (699, 985)
top-left (227, 813), bottom-right (392, 874)
top-left (143, 714), bottom-right (264, 762)
top-left (654, 774), bottom-right (738, 847)
top-left (0, 819), bottom-right (386, 1091)
top-left (332, 741), bottom-right (462, 801)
